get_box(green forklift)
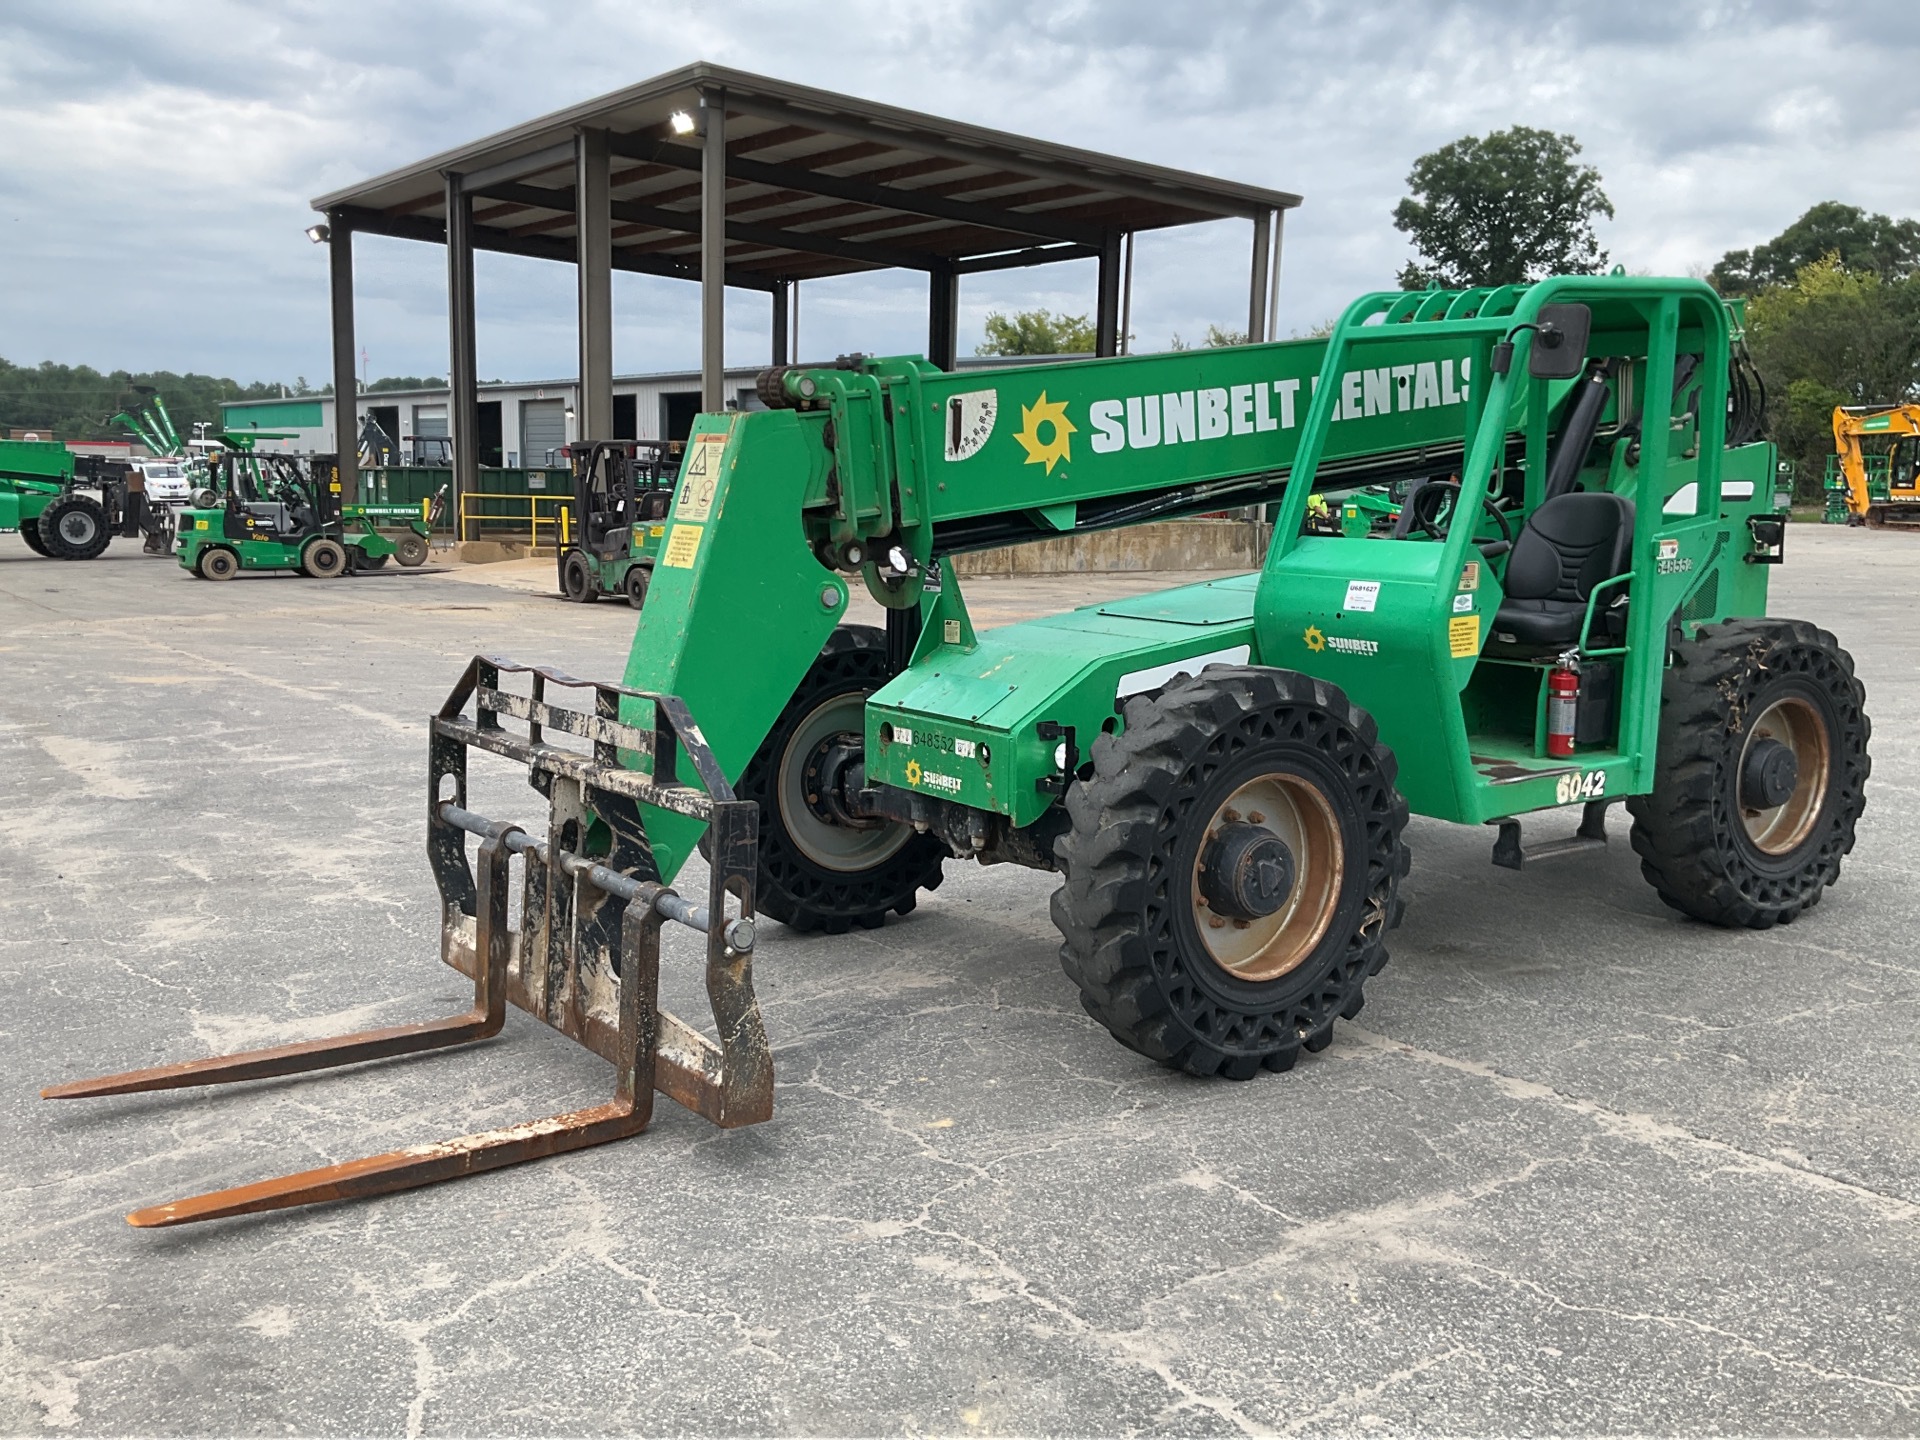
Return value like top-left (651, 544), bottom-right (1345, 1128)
top-left (555, 439), bottom-right (676, 607)
top-left (176, 439), bottom-right (434, 580)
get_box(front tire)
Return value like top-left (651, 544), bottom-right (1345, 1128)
top-left (1053, 665), bottom-right (1410, 1079)
top-left (624, 564), bottom-right (651, 610)
top-left (198, 547), bottom-right (239, 581)
top-left (1627, 618), bottom-right (1869, 928)
top-left (40, 495), bottom-right (111, 560)
top-left (731, 625), bottom-right (945, 933)
top-left (560, 550), bottom-right (599, 602)
top-left (303, 537), bottom-right (348, 578)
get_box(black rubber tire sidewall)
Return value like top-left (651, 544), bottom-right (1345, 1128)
top-left (729, 624), bottom-right (945, 933)
top-left (561, 551), bottom-right (597, 602)
top-left (1053, 665), bottom-right (1409, 1078)
top-left (304, 538), bottom-right (347, 577)
top-left (1164, 734), bottom-right (1373, 1022)
top-left (20, 517), bottom-right (49, 556)
top-left (42, 496), bottom-right (110, 560)
top-left (1627, 618), bottom-right (1869, 928)
top-left (625, 564), bottom-right (651, 610)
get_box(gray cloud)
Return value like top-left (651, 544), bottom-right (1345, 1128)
top-left (2, 0), bottom-right (1915, 385)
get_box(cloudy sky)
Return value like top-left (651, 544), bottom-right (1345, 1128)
top-left (2, 1), bottom-right (1916, 388)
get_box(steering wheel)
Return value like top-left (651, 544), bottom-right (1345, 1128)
top-left (1406, 481), bottom-right (1514, 547)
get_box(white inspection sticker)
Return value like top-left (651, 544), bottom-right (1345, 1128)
top-left (1344, 580), bottom-right (1380, 612)
top-left (1453, 592), bottom-right (1475, 613)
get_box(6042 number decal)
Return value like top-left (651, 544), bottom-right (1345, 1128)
top-left (1555, 769), bottom-right (1607, 805)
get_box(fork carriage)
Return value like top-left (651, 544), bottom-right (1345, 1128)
top-left (44, 658), bottom-right (771, 1227)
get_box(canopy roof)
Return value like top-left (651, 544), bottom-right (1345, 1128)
top-left (312, 62), bottom-right (1302, 288)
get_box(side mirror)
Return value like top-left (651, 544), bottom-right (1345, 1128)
top-left (1528, 303), bottom-right (1592, 379)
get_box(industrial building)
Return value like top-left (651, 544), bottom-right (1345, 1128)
top-left (220, 356), bottom-right (1043, 466)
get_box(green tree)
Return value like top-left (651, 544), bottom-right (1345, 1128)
top-left (366, 375), bottom-right (445, 393)
top-left (1392, 126), bottom-right (1613, 290)
top-left (1712, 202), bottom-right (1920, 296)
top-left (0, 358), bottom-right (282, 442)
top-left (975, 309), bottom-right (1096, 356)
top-left (1203, 324), bottom-right (1248, 347)
top-left (1746, 255), bottom-right (1920, 491)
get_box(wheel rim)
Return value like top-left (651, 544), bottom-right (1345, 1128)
top-left (1739, 696), bottom-right (1830, 855)
top-left (1190, 772), bottom-right (1344, 982)
top-left (776, 693), bottom-right (912, 873)
top-left (58, 511), bottom-right (98, 546)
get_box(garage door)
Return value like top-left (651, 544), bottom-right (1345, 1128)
top-left (521, 399), bottom-right (567, 466)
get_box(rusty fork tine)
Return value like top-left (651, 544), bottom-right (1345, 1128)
top-left (40, 1014), bottom-right (496, 1100)
top-left (126, 1099), bottom-right (647, 1228)
top-left (44, 825), bottom-right (520, 1103)
top-left (124, 882), bottom-right (661, 1230)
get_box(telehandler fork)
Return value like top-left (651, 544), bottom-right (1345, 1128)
top-left (51, 275), bottom-right (1868, 1224)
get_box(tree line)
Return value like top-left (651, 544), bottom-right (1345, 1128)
top-left (0, 363), bottom-right (447, 444)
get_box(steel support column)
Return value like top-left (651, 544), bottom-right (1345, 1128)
top-left (928, 263), bottom-right (958, 371)
top-left (1095, 232), bottom-right (1123, 357)
top-left (445, 173), bottom-right (479, 530)
top-left (1119, 232), bottom-right (1135, 357)
top-left (1268, 209), bottom-right (1286, 342)
top-left (771, 281), bottom-right (790, 366)
top-left (1248, 210), bottom-right (1272, 343)
top-left (699, 93), bottom-right (726, 411)
top-left (326, 208), bottom-right (359, 503)
top-left (575, 128), bottom-right (613, 445)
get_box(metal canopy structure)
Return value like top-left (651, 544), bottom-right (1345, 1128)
top-left (310, 62), bottom-right (1302, 506)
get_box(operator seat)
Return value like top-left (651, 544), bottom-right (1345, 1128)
top-left (1488, 491), bottom-right (1633, 652)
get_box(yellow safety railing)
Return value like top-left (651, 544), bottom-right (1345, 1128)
top-left (457, 491), bottom-right (571, 548)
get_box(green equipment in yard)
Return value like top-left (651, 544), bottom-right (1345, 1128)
top-left (1335, 481), bottom-right (1407, 537)
top-left (1, 438), bottom-right (151, 560)
top-left (555, 439), bottom-right (676, 607)
top-left (56, 275), bottom-right (1872, 1227)
top-left (176, 440), bottom-right (433, 580)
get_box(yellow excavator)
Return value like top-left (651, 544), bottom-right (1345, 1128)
top-left (1831, 404), bottom-right (1920, 526)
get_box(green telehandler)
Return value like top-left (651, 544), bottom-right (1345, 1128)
top-left (176, 440), bottom-right (434, 579)
top-left (555, 438), bottom-right (676, 607)
top-left (54, 276), bottom-right (1871, 1227)
top-left (1, 437), bottom-right (163, 560)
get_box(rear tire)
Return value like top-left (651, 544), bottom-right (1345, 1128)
top-left (394, 534), bottom-right (429, 567)
top-left (1628, 618), bottom-right (1869, 928)
top-left (731, 625), bottom-right (946, 933)
top-left (303, 537), bottom-right (348, 578)
top-left (19, 517), bottom-right (49, 556)
top-left (561, 550), bottom-right (599, 602)
top-left (1053, 665), bottom-right (1410, 1079)
top-left (198, 547), bottom-right (239, 581)
top-left (40, 495), bottom-right (111, 560)
top-left (624, 564), bottom-right (651, 610)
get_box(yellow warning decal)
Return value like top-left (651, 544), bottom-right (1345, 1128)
top-left (649, 524), bottom-right (665, 537)
top-left (1448, 613), bottom-right (1481, 657)
top-left (676, 434), bottom-right (727, 521)
top-left (661, 524), bottom-right (703, 568)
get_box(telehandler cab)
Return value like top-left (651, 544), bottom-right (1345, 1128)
top-left (54, 276), bottom-right (1870, 1226)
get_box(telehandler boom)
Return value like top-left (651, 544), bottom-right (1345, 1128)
top-left (53, 276), bottom-right (1869, 1226)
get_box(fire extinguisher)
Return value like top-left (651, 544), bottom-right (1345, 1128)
top-left (1547, 654), bottom-right (1580, 759)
